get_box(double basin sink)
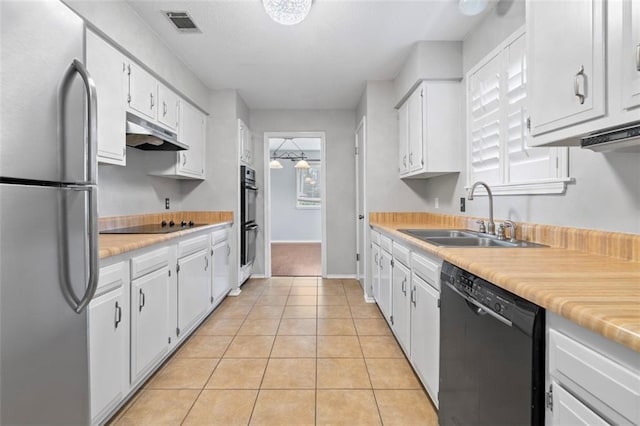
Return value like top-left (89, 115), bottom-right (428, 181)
top-left (399, 229), bottom-right (546, 248)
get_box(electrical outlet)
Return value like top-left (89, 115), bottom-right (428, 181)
top-left (165, 198), bottom-right (170, 210)
top-left (434, 198), bottom-right (439, 209)
top-left (460, 197), bottom-right (466, 212)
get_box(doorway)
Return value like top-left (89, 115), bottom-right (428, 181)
top-left (264, 132), bottom-right (326, 277)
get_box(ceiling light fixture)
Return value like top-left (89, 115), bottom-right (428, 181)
top-left (458, 0), bottom-right (488, 16)
top-left (262, 0), bottom-right (312, 25)
top-left (270, 138), bottom-right (312, 169)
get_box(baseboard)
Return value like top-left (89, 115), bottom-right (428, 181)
top-left (271, 240), bottom-right (321, 244)
top-left (325, 274), bottom-right (357, 279)
top-left (364, 295), bottom-right (376, 304)
top-left (249, 274), bottom-right (266, 279)
top-left (228, 288), bottom-right (242, 296)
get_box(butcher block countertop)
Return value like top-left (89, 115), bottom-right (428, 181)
top-left (99, 211), bottom-right (233, 259)
top-left (370, 213), bottom-right (640, 352)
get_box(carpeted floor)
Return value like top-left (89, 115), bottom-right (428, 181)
top-left (271, 242), bottom-right (321, 276)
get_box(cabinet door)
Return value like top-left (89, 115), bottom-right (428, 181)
top-left (622, 0), bottom-right (640, 110)
top-left (177, 248), bottom-right (210, 336)
top-left (371, 243), bottom-right (380, 303)
top-left (410, 275), bottom-right (440, 407)
top-left (378, 250), bottom-right (392, 322)
top-left (239, 119), bottom-right (253, 165)
top-left (551, 381), bottom-right (609, 426)
top-left (178, 101), bottom-right (206, 178)
top-left (211, 239), bottom-right (231, 304)
top-left (86, 31), bottom-right (127, 166)
top-left (131, 266), bottom-right (170, 384)
top-left (527, 0), bottom-right (605, 135)
top-left (408, 88), bottom-right (424, 173)
top-left (127, 62), bottom-right (157, 120)
top-left (398, 101), bottom-right (409, 175)
top-left (391, 260), bottom-right (411, 355)
top-left (158, 84), bottom-right (179, 131)
top-left (89, 283), bottom-right (128, 423)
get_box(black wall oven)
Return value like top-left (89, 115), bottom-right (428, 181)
top-left (240, 166), bottom-right (258, 266)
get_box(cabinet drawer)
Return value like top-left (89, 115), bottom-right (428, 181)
top-left (411, 252), bottom-right (441, 290)
top-left (96, 261), bottom-right (128, 297)
top-left (380, 235), bottom-right (392, 253)
top-left (552, 380), bottom-right (609, 426)
top-left (392, 242), bottom-right (410, 267)
top-left (211, 228), bottom-right (228, 245)
top-left (131, 247), bottom-right (169, 280)
top-left (549, 329), bottom-right (640, 424)
top-left (178, 234), bottom-right (210, 258)
top-left (370, 229), bottom-right (380, 245)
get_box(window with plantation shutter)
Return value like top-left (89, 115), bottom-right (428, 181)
top-left (466, 28), bottom-right (571, 195)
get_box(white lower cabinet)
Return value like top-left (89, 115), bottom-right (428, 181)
top-left (130, 265), bottom-right (170, 385)
top-left (391, 259), bottom-right (411, 355)
top-left (211, 229), bottom-right (231, 307)
top-left (370, 242), bottom-right (380, 302)
top-left (551, 379), bottom-right (609, 426)
top-left (378, 248), bottom-right (393, 322)
top-left (89, 261), bottom-right (129, 425)
top-left (177, 248), bottom-right (210, 338)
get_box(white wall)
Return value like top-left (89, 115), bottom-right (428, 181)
top-left (425, 0), bottom-right (640, 234)
top-left (270, 158), bottom-right (322, 242)
top-left (251, 110), bottom-right (357, 276)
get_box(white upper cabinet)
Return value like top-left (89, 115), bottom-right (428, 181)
top-left (397, 81), bottom-right (461, 179)
top-left (86, 31), bottom-right (127, 166)
top-left (127, 62), bottom-right (158, 121)
top-left (622, 0), bottom-right (640, 110)
top-left (527, 0), bottom-right (606, 136)
top-left (157, 83), bottom-right (180, 131)
top-left (239, 118), bottom-right (254, 166)
top-left (177, 101), bottom-right (206, 179)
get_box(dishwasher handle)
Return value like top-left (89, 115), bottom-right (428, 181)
top-left (445, 281), bottom-right (512, 327)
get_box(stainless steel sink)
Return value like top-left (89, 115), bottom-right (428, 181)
top-left (399, 229), bottom-right (479, 239)
top-left (398, 229), bottom-right (547, 248)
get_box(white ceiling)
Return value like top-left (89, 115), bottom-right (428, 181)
top-left (126, 0), bottom-right (487, 109)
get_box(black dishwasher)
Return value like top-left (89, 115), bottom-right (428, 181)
top-left (439, 262), bottom-right (545, 426)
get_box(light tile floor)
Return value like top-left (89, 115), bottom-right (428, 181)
top-left (111, 277), bottom-right (438, 425)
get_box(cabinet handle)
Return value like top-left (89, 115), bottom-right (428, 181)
top-left (636, 44), bottom-right (640, 72)
top-left (114, 301), bottom-right (122, 328)
top-left (182, 153), bottom-right (187, 166)
top-left (150, 92), bottom-right (155, 109)
top-left (573, 65), bottom-right (585, 105)
top-left (411, 287), bottom-right (416, 306)
top-left (401, 278), bottom-right (406, 295)
top-left (163, 101), bottom-right (167, 117)
top-left (139, 289), bottom-right (145, 312)
top-left (204, 255), bottom-right (209, 271)
top-left (402, 155), bottom-right (406, 167)
top-left (226, 244), bottom-right (231, 256)
top-left (374, 252), bottom-right (378, 265)
top-left (409, 153), bottom-right (413, 165)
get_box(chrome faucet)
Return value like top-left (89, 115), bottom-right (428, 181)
top-left (468, 181), bottom-right (495, 235)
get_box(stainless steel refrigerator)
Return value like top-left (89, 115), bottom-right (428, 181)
top-left (1, 1), bottom-right (98, 423)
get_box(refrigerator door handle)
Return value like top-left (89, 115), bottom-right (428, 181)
top-left (59, 185), bottom-right (99, 314)
top-left (59, 59), bottom-right (98, 185)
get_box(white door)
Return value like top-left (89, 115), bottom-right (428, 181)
top-left (131, 267), bottom-right (169, 384)
top-left (157, 83), bottom-right (179, 131)
top-left (408, 87), bottom-right (424, 173)
top-left (623, 0), bottom-right (640, 110)
top-left (411, 275), bottom-right (440, 407)
top-left (371, 243), bottom-right (380, 303)
top-left (355, 118), bottom-right (367, 289)
top-left (211, 239), bottom-right (231, 304)
top-left (378, 250), bottom-right (392, 322)
top-left (127, 62), bottom-right (157, 120)
top-left (391, 260), bottom-right (411, 355)
top-left (89, 286), bottom-right (127, 422)
top-left (398, 102), bottom-right (409, 175)
top-left (86, 31), bottom-right (127, 166)
top-left (527, 0), bottom-right (605, 135)
top-left (178, 101), bottom-right (206, 178)
top-left (177, 248), bottom-right (210, 336)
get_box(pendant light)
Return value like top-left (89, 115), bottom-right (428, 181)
top-left (269, 159), bottom-right (283, 169)
top-left (263, 0), bottom-right (312, 26)
top-left (294, 159), bottom-right (310, 169)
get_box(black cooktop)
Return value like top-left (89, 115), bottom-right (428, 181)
top-left (100, 221), bottom-right (206, 234)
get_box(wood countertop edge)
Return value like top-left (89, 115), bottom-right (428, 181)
top-left (370, 222), bottom-right (640, 353)
top-left (99, 220), bottom-right (233, 259)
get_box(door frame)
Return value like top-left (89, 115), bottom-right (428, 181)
top-left (355, 117), bottom-right (372, 300)
top-left (263, 131), bottom-right (327, 278)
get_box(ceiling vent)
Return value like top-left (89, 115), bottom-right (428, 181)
top-left (164, 11), bottom-right (201, 33)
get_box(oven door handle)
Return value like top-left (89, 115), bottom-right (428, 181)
top-left (245, 184), bottom-right (258, 191)
top-left (444, 281), bottom-right (512, 327)
top-left (245, 223), bottom-right (259, 230)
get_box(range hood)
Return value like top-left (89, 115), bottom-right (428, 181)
top-left (126, 112), bottom-right (187, 151)
top-left (580, 121), bottom-right (640, 152)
